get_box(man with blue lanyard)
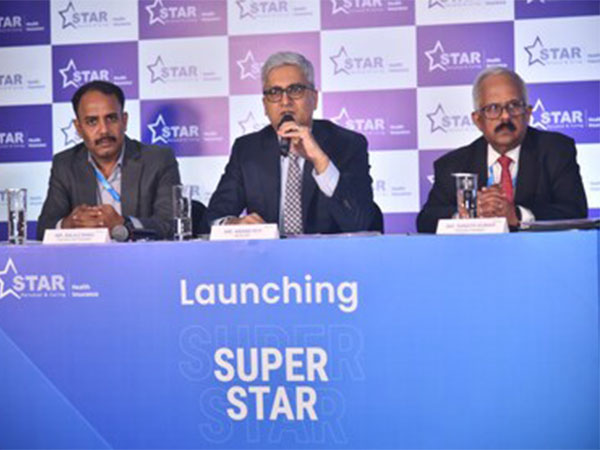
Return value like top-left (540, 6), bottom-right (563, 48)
top-left (417, 67), bottom-right (588, 233)
top-left (37, 81), bottom-right (181, 240)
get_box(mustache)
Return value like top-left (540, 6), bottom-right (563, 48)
top-left (95, 136), bottom-right (117, 145)
top-left (494, 121), bottom-right (516, 133)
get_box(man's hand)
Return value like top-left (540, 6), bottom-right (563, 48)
top-left (62, 204), bottom-right (124, 229)
top-left (477, 185), bottom-right (519, 226)
top-left (225, 212), bottom-right (266, 225)
top-left (277, 121), bottom-right (330, 174)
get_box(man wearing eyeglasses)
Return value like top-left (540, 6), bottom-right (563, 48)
top-left (417, 67), bottom-right (587, 233)
top-left (207, 51), bottom-right (381, 234)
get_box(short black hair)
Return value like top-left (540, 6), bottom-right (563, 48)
top-left (71, 81), bottom-right (125, 117)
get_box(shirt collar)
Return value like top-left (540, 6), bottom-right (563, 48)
top-left (487, 144), bottom-right (521, 168)
top-left (87, 142), bottom-right (125, 174)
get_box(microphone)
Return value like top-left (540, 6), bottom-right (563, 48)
top-left (278, 114), bottom-right (294, 157)
top-left (110, 223), bottom-right (158, 242)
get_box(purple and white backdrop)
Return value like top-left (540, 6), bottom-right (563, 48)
top-left (0, 0), bottom-right (598, 234)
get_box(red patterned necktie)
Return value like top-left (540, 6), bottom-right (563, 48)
top-left (498, 154), bottom-right (514, 203)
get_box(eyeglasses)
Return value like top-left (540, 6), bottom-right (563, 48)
top-left (263, 83), bottom-right (314, 103)
top-left (478, 100), bottom-right (529, 120)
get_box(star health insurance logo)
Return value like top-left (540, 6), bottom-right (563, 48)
top-left (425, 41), bottom-right (446, 72)
top-left (236, 0), bottom-right (255, 19)
top-left (0, 258), bottom-right (20, 299)
top-left (146, 0), bottom-right (166, 25)
top-left (330, 0), bottom-right (350, 15)
top-left (530, 97), bottom-right (586, 130)
top-left (524, 36), bottom-right (545, 66)
top-left (238, 111), bottom-right (265, 134)
top-left (148, 114), bottom-right (170, 144)
top-left (330, 46), bottom-right (350, 75)
top-left (427, 104), bottom-right (447, 133)
top-left (61, 120), bottom-right (81, 146)
top-left (147, 56), bottom-right (166, 83)
top-left (237, 51), bottom-right (261, 80)
top-left (58, 1), bottom-right (77, 29)
top-left (58, 59), bottom-right (110, 89)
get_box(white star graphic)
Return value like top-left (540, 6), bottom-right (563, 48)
top-left (330, 46), bottom-right (349, 75)
top-left (147, 55), bottom-right (166, 83)
top-left (425, 40), bottom-right (446, 72)
top-left (428, 0), bottom-right (445, 8)
top-left (530, 98), bottom-right (547, 130)
top-left (61, 120), bottom-right (81, 146)
top-left (331, 0), bottom-right (349, 15)
top-left (427, 104), bottom-right (447, 133)
top-left (237, 0), bottom-right (254, 19)
top-left (59, 59), bottom-right (79, 89)
top-left (58, 1), bottom-right (77, 29)
top-left (525, 36), bottom-right (545, 66)
top-left (146, 0), bottom-right (165, 25)
top-left (237, 51), bottom-right (260, 80)
top-left (0, 258), bottom-right (20, 300)
top-left (331, 107), bottom-right (352, 127)
top-left (148, 114), bottom-right (169, 144)
top-left (238, 111), bottom-right (264, 134)
top-left (427, 174), bottom-right (435, 184)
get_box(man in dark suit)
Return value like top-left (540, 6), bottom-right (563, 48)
top-left (417, 68), bottom-right (587, 233)
top-left (206, 51), bottom-right (381, 234)
top-left (37, 81), bottom-right (181, 240)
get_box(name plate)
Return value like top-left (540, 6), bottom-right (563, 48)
top-left (436, 218), bottom-right (509, 235)
top-left (210, 224), bottom-right (279, 241)
top-left (43, 228), bottom-right (111, 244)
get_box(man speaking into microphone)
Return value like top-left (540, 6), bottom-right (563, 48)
top-left (207, 51), bottom-right (381, 235)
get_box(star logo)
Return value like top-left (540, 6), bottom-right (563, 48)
top-left (331, 0), bottom-right (349, 14)
top-left (58, 1), bottom-right (77, 29)
top-left (148, 114), bottom-right (169, 144)
top-left (530, 98), bottom-right (547, 130)
top-left (146, 0), bottom-right (166, 25)
top-left (525, 36), bottom-right (545, 66)
top-left (147, 55), bottom-right (166, 83)
top-left (59, 59), bottom-right (80, 89)
top-left (428, 0), bottom-right (445, 8)
top-left (427, 104), bottom-right (447, 133)
top-left (427, 175), bottom-right (435, 184)
top-left (237, 0), bottom-right (254, 19)
top-left (61, 120), bottom-right (81, 146)
top-left (238, 111), bottom-right (264, 134)
top-left (0, 258), bottom-right (20, 300)
top-left (330, 46), bottom-right (350, 75)
top-left (331, 107), bottom-right (352, 127)
top-left (237, 51), bottom-right (260, 80)
top-left (425, 40), bottom-right (446, 72)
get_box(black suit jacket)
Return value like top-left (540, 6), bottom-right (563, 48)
top-left (206, 119), bottom-right (381, 234)
top-left (36, 137), bottom-right (181, 240)
top-left (417, 127), bottom-right (588, 233)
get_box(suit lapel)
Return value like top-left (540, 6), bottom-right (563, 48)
top-left (120, 138), bottom-right (141, 217)
top-left (74, 147), bottom-right (97, 205)
top-left (515, 128), bottom-right (538, 205)
top-left (471, 138), bottom-right (488, 189)
top-left (260, 127), bottom-right (281, 223)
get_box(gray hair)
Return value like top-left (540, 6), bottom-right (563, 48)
top-left (261, 51), bottom-right (315, 88)
top-left (472, 67), bottom-right (528, 110)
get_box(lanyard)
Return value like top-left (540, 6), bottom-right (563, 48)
top-left (487, 163), bottom-right (517, 188)
top-left (92, 165), bottom-right (121, 202)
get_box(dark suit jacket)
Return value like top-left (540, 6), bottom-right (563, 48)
top-left (36, 137), bottom-right (181, 240)
top-left (206, 119), bottom-right (381, 234)
top-left (417, 127), bottom-right (588, 233)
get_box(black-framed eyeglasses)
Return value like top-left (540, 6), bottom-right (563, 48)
top-left (478, 100), bottom-right (529, 120)
top-left (263, 83), bottom-right (314, 103)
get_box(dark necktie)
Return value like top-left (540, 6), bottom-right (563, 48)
top-left (282, 153), bottom-right (303, 235)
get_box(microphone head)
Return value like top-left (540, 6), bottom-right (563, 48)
top-left (278, 114), bottom-right (295, 157)
top-left (110, 224), bottom-right (129, 242)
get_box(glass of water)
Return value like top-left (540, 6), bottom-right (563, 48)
top-left (172, 184), bottom-right (193, 240)
top-left (6, 188), bottom-right (27, 244)
top-left (452, 173), bottom-right (478, 219)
